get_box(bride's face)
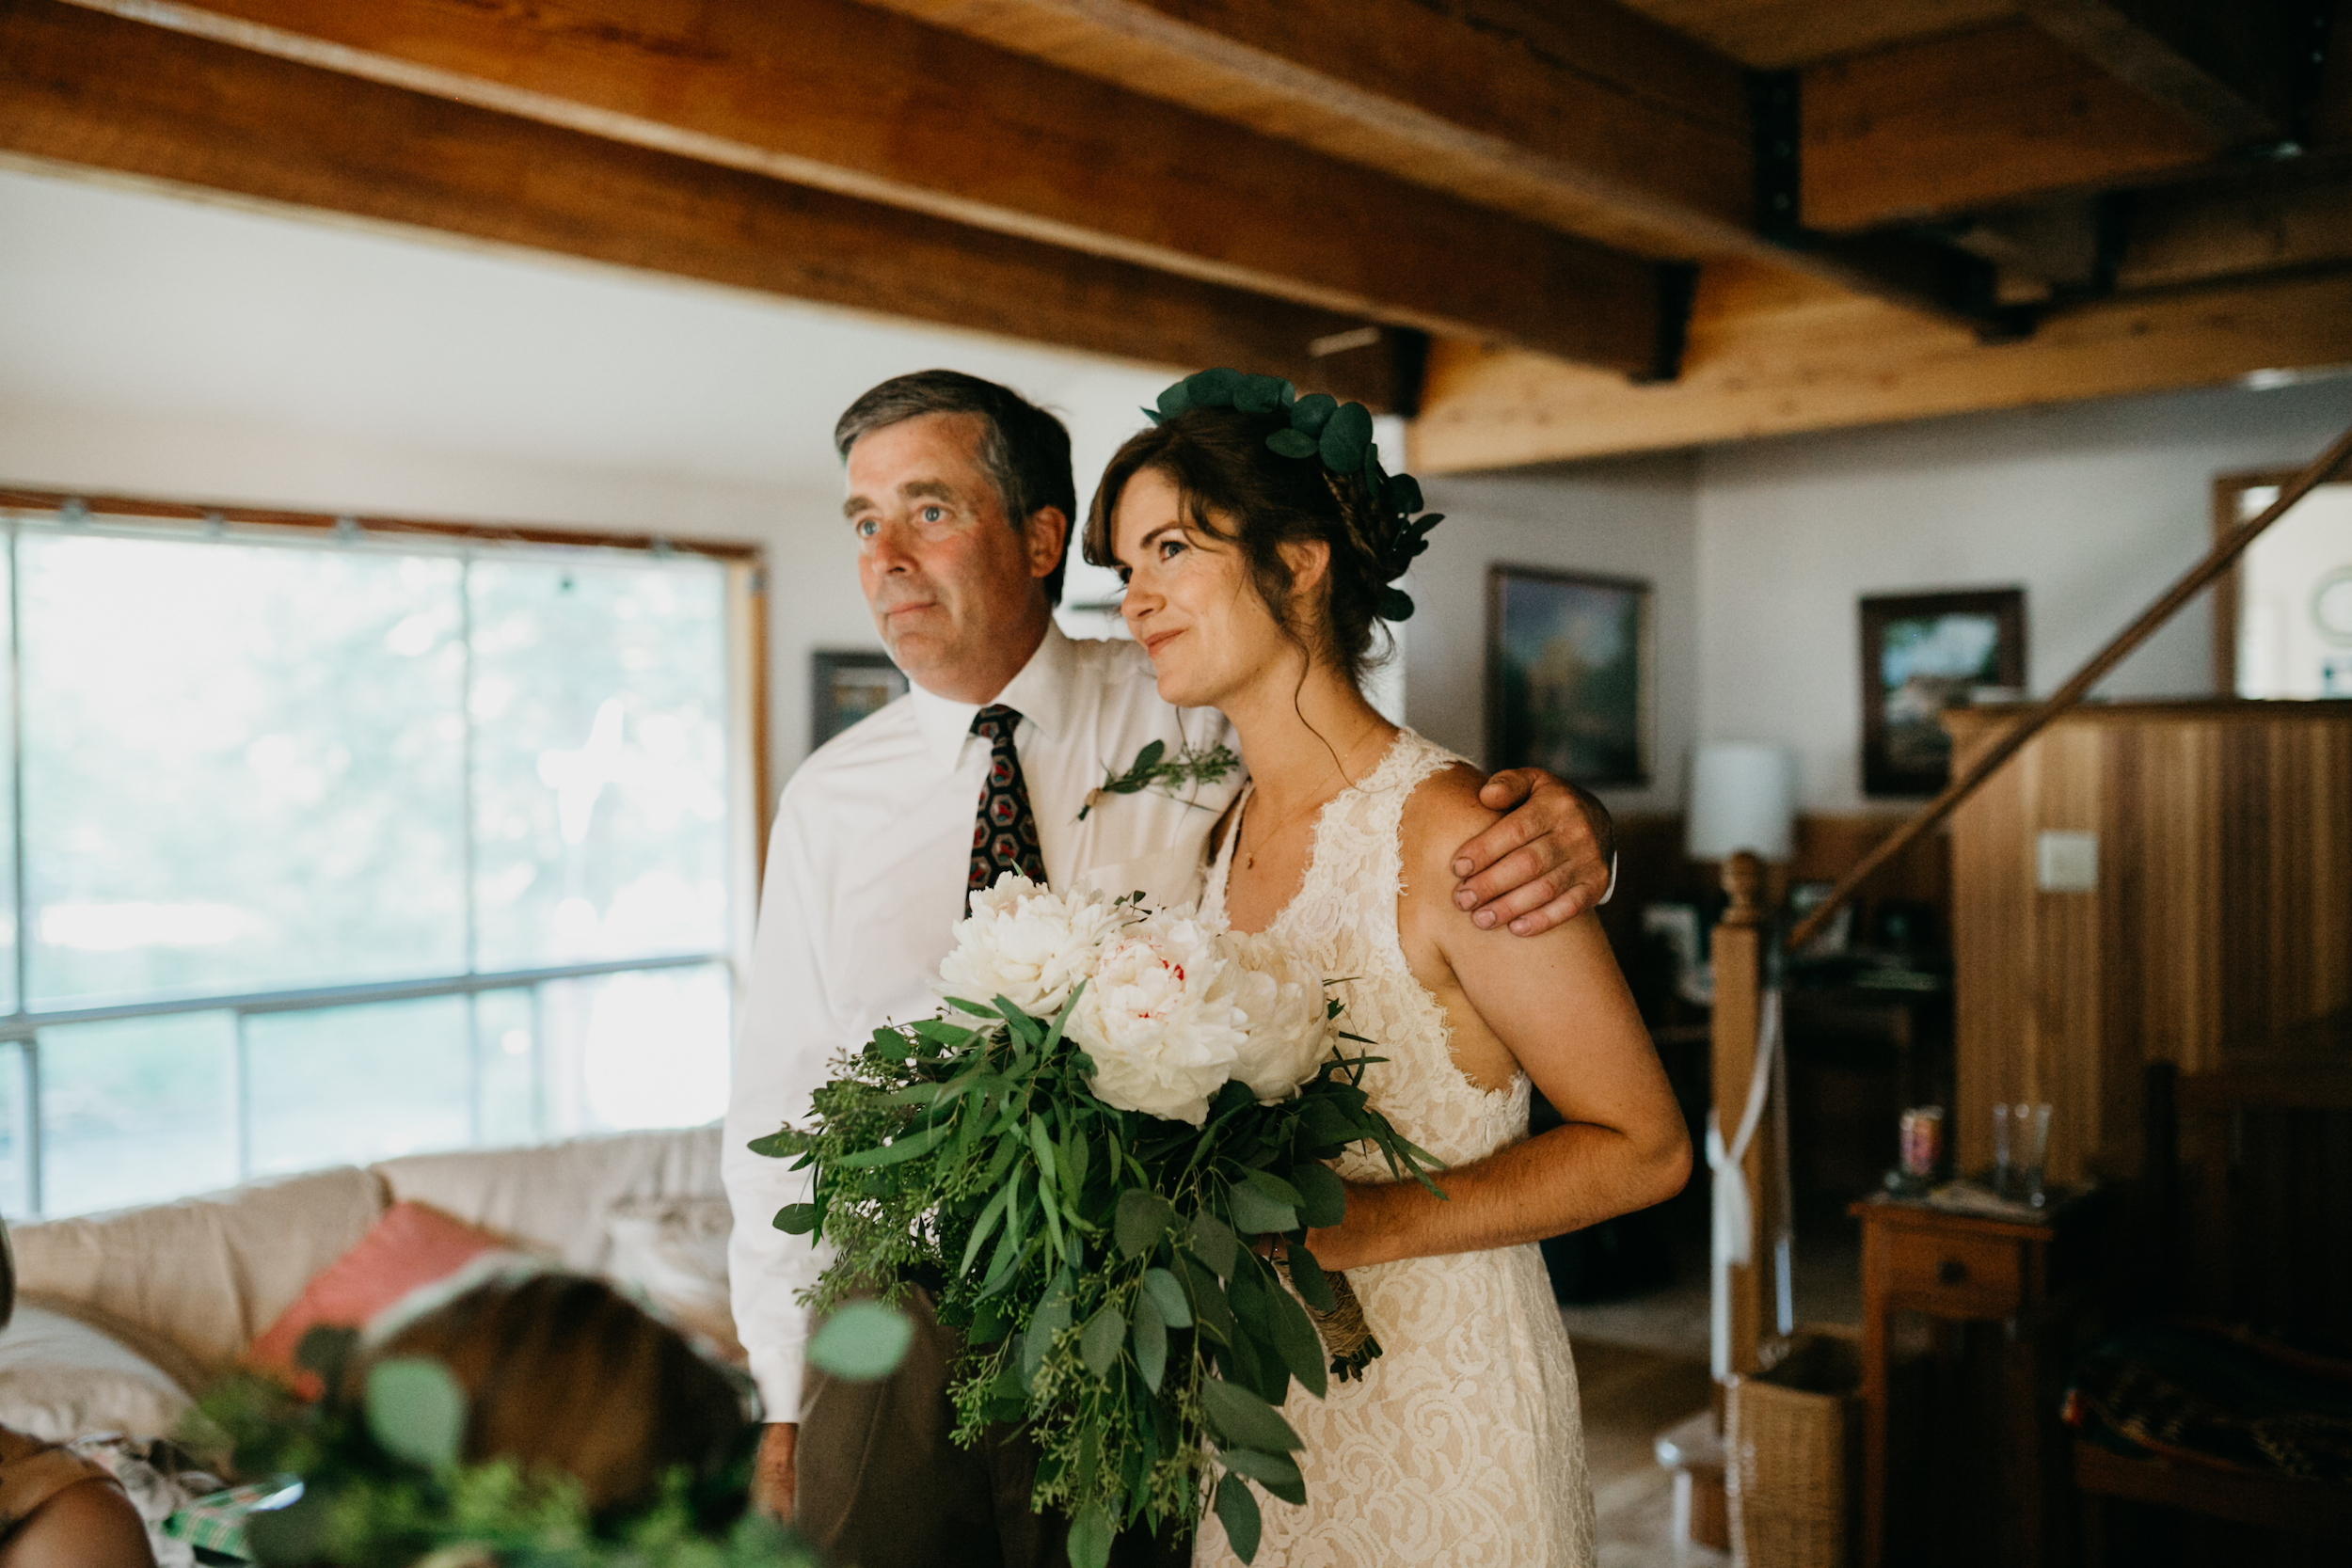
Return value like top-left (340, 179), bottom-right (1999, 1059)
top-left (1111, 467), bottom-right (1297, 710)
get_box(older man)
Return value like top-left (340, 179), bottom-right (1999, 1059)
top-left (724, 371), bottom-right (1615, 1567)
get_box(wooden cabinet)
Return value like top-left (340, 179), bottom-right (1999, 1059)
top-left (1875, 1220), bottom-right (2024, 1314)
top-left (1856, 1195), bottom-right (2110, 1568)
top-left (1942, 701), bottom-right (2352, 1185)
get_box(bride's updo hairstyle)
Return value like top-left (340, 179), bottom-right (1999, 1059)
top-left (1084, 370), bottom-right (1439, 689)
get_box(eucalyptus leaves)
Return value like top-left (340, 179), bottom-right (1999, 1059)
top-left (1143, 368), bottom-right (1445, 623)
top-left (1078, 736), bottom-right (1241, 821)
top-left (756, 875), bottom-right (1441, 1565)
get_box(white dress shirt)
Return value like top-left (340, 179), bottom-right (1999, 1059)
top-left (723, 624), bottom-right (1241, 1421)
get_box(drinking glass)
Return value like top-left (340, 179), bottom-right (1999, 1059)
top-left (1993, 1101), bottom-right (2053, 1203)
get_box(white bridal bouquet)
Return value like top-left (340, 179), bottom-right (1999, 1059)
top-left (753, 875), bottom-right (1439, 1566)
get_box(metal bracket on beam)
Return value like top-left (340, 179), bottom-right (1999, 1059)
top-left (1635, 263), bottom-right (1701, 385)
top-left (1743, 69), bottom-right (2017, 338)
top-left (2283, 1), bottom-right (2337, 154)
top-left (1388, 328), bottom-right (1433, 419)
top-left (1749, 71), bottom-right (1804, 248)
top-left (1307, 325), bottom-right (1432, 417)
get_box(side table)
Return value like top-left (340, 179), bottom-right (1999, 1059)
top-left (1852, 1191), bottom-right (2107, 1568)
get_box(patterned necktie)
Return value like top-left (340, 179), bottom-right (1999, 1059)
top-left (969, 704), bottom-right (1047, 902)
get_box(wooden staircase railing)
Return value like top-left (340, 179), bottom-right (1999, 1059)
top-left (1704, 414), bottom-right (2352, 1386)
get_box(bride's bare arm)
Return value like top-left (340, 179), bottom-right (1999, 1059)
top-left (1300, 767), bottom-right (1689, 1274)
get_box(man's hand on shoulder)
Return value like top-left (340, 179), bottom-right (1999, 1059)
top-left (754, 1423), bottom-right (798, 1520)
top-left (1449, 769), bottom-right (1615, 938)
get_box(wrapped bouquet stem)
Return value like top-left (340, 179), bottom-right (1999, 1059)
top-left (753, 876), bottom-right (1442, 1567)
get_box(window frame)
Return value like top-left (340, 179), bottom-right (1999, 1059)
top-left (0, 485), bottom-right (770, 1215)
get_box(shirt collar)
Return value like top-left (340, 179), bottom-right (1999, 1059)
top-left (906, 620), bottom-right (1077, 771)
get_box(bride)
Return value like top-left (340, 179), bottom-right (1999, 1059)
top-left (1085, 385), bottom-right (1692, 1568)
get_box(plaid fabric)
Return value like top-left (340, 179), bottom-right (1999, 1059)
top-left (2064, 1322), bottom-right (2352, 1481)
top-left (165, 1481), bottom-right (290, 1560)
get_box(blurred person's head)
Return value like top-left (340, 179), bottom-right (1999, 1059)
top-left (834, 372), bottom-right (1075, 703)
top-left (369, 1272), bottom-right (748, 1516)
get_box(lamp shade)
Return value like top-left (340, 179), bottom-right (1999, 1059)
top-left (1687, 741), bottom-right (1795, 862)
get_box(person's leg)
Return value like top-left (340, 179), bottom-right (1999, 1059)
top-left (0, 1479), bottom-right (153, 1568)
top-left (795, 1287), bottom-right (1003, 1568)
top-left (1106, 1516), bottom-right (1191, 1568)
top-left (984, 1431), bottom-right (1188, 1568)
top-left (984, 1419), bottom-right (1064, 1568)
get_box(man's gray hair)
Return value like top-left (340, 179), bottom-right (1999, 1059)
top-left (834, 370), bottom-right (1078, 606)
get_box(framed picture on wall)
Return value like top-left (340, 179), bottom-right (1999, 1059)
top-left (811, 649), bottom-right (908, 751)
top-left (1486, 565), bottom-right (1652, 787)
top-left (1859, 587), bottom-right (2026, 796)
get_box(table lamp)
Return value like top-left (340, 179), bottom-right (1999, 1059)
top-left (1686, 741), bottom-right (1795, 863)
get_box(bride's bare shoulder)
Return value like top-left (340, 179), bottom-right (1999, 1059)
top-left (1396, 760), bottom-right (1496, 896)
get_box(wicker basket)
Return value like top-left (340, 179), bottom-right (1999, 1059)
top-left (1725, 1326), bottom-right (1864, 1568)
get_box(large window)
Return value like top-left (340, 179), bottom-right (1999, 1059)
top-left (0, 499), bottom-right (758, 1217)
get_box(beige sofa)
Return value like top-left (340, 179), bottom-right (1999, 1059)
top-left (4, 1126), bottom-right (733, 1429)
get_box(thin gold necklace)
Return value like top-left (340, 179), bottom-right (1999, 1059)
top-left (1239, 726), bottom-right (1390, 871)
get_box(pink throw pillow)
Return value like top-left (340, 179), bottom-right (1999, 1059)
top-left (246, 1201), bottom-right (509, 1378)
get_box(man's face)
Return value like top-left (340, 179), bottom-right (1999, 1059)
top-left (843, 412), bottom-right (1064, 703)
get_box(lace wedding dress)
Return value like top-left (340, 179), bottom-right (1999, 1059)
top-left (1193, 730), bottom-right (1597, 1568)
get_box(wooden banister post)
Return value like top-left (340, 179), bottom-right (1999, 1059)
top-left (1711, 849), bottom-right (1773, 1392)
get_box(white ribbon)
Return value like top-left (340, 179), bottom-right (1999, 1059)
top-left (1708, 989), bottom-right (1781, 1382)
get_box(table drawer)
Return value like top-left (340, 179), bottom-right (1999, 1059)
top-left (1879, 1225), bottom-right (2024, 1315)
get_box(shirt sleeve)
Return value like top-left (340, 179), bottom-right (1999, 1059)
top-left (723, 801), bottom-right (837, 1425)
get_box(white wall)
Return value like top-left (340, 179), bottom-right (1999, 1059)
top-left (1412, 454), bottom-right (1700, 816)
top-left (1693, 375), bottom-right (2352, 812)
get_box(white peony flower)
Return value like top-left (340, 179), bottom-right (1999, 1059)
top-left (1219, 930), bottom-right (1339, 1102)
top-left (1069, 910), bottom-right (1248, 1126)
top-left (938, 874), bottom-right (1125, 1020)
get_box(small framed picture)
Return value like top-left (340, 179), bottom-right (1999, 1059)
top-left (810, 649), bottom-right (908, 750)
top-left (1859, 588), bottom-right (2026, 796)
top-left (1486, 565), bottom-right (1652, 787)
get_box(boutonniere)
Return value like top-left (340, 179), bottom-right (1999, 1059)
top-left (1078, 737), bottom-right (1242, 819)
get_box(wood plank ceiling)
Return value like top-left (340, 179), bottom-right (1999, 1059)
top-left (3, 0), bottom-right (2348, 468)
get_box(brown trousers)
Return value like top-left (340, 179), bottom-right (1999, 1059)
top-left (794, 1287), bottom-right (1187, 1568)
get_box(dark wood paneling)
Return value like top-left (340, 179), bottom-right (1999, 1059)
top-left (1947, 703), bottom-right (2352, 1181)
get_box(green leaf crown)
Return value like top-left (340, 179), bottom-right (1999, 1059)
top-left (1142, 368), bottom-right (1442, 622)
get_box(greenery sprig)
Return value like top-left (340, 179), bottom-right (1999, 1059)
top-left (756, 989), bottom-right (1440, 1565)
top-left (1142, 368), bottom-right (1444, 623)
top-left (1077, 737), bottom-right (1242, 820)
top-left (185, 1329), bottom-right (803, 1568)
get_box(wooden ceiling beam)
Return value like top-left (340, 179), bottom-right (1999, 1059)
top-left (1410, 260), bottom-right (2352, 471)
top-left (2120, 171), bottom-right (2352, 290)
top-left (850, 0), bottom-right (2050, 331)
top-left (53, 0), bottom-right (1663, 374)
top-left (0, 0), bottom-right (1405, 406)
top-left (1609, 1), bottom-right (2022, 71)
top-left (1802, 20), bottom-right (2220, 231)
top-left (854, 0), bottom-right (1756, 260)
top-left (2018, 0), bottom-right (2314, 149)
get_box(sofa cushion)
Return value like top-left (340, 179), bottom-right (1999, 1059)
top-left (246, 1201), bottom-right (512, 1377)
top-left (9, 1166), bottom-right (387, 1376)
top-left (372, 1126), bottom-right (723, 1274)
top-left (0, 1304), bottom-right (194, 1442)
